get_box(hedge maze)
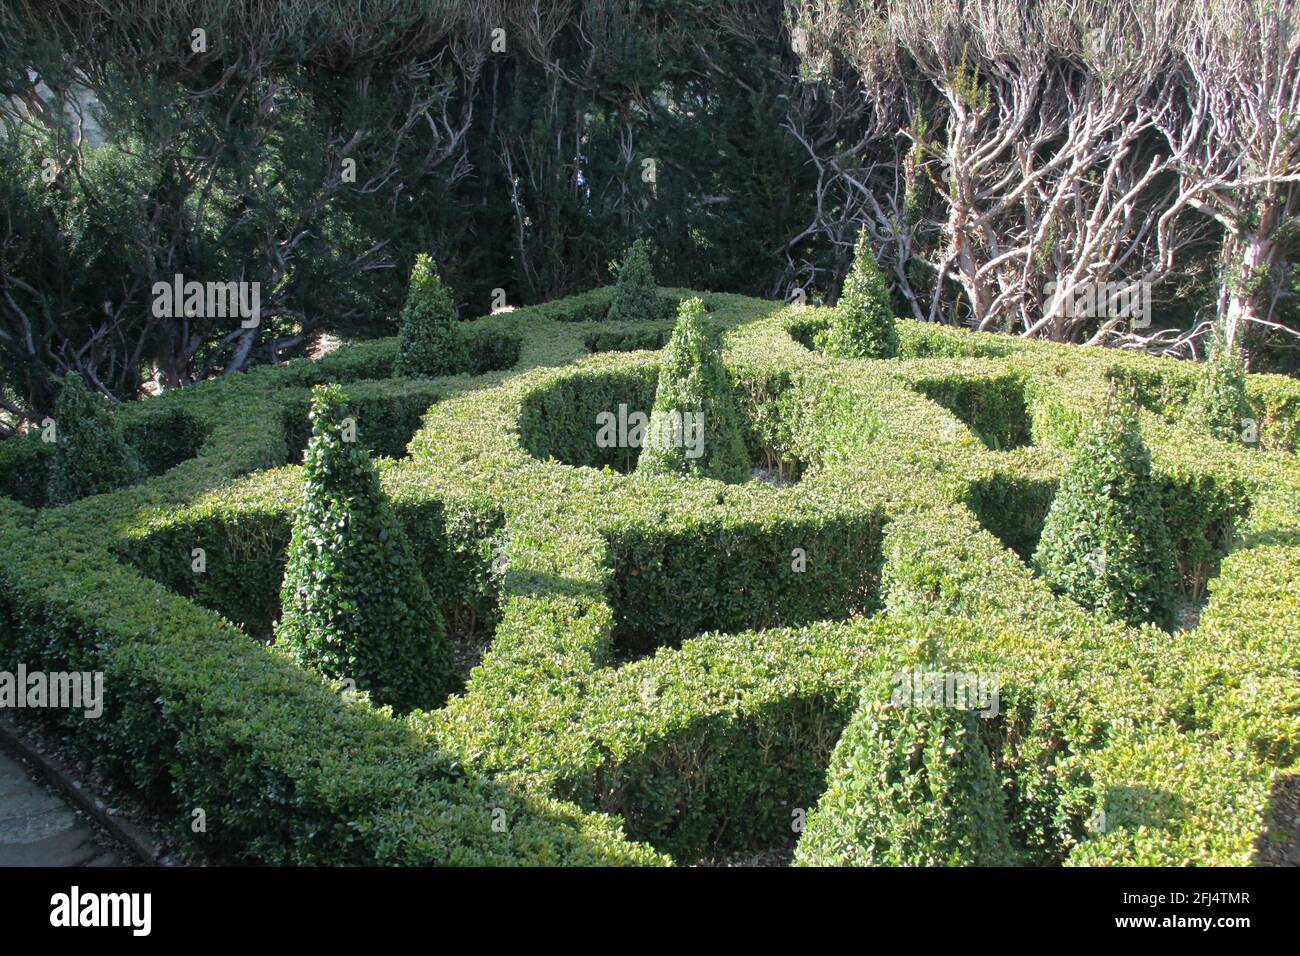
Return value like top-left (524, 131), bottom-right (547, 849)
top-left (1, 286), bottom-right (1297, 865)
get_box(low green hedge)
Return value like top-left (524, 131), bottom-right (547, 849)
top-left (796, 680), bottom-right (1019, 866)
top-left (584, 327), bottom-right (671, 354)
top-left (0, 436), bottom-right (50, 506)
top-left (117, 467), bottom-right (503, 644)
top-left (467, 328), bottom-right (524, 374)
top-left (911, 371), bottom-right (1032, 450)
top-left (605, 511), bottom-right (884, 657)
top-left (0, 401), bottom-right (207, 508)
top-left (517, 364), bottom-right (659, 472)
top-left (794, 661), bottom-right (1091, 866)
top-left (280, 379), bottom-right (446, 462)
top-left (0, 505), bottom-right (661, 865)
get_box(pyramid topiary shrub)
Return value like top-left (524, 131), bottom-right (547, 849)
top-left (275, 384), bottom-right (456, 712)
top-left (605, 239), bottom-right (659, 323)
top-left (816, 228), bottom-right (899, 359)
top-left (635, 297), bottom-right (749, 483)
top-left (45, 372), bottom-right (146, 505)
top-left (395, 253), bottom-right (471, 377)
top-left (794, 686), bottom-right (1017, 866)
top-left (1033, 395), bottom-right (1177, 629)
top-left (1189, 322), bottom-right (1249, 443)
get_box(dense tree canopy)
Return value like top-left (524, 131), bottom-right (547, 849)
top-left (0, 0), bottom-right (1296, 427)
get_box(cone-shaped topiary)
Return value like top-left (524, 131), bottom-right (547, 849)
top-left (1033, 395), bottom-right (1177, 629)
top-left (605, 238), bottom-right (659, 322)
top-left (817, 228), bottom-right (899, 359)
top-left (794, 688), bottom-right (1017, 866)
top-left (1190, 322), bottom-right (1249, 443)
top-left (635, 297), bottom-right (749, 483)
top-left (395, 253), bottom-right (470, 377)
top-left (45, 372), bottom-right (145, 505)
top-left (275, 385), bottom-right (456, 712)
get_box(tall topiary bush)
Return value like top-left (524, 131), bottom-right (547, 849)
top-left (817, 228), bottom-right (899, 359)
top-left (1033, 396), bottom-right (1177, 629)
top-left (635, 297), bottom-right (749, 483)
top-left (45, 372), bottom-right (145, 505)
top-left (395, 253), bottom-right (470, 377)
top-left (605, 239), bottom-right (659, 323)
top-left (794, 689), bottom-right (1017, 866)
top-left (1190, 321), bottom-right (1250, 443)
top-left (275, 385), bottom-right (456, 712)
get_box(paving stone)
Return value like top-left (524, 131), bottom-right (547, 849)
top-left (0, 745), bottom-right (126, 866)
top-left (0, 775), bottom-right (43, 801)
top-left (0, 806), bottom-right (82, 844)
top-left (0, 819), bottom-right (105, 867)
top-left (0, 751), bottom-right (43, 799)
top-left (0, 788), bottom-right (66, 824)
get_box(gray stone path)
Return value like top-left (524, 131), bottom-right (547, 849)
top-left (0, 747), bottom-right (121, 866)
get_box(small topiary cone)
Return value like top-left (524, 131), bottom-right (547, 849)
top-left (1033, 392), bottom-right (1177, 628)
top-left (275, 384), bottom-right (457, 712)
top-left (818, 228), bottom-right (899, 359)
top-left (635, 297), bottom-right (749, 483)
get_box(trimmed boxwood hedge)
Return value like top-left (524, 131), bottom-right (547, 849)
top-left (0, 281), bottom-right (1296, 866)
top-left (395, 254), bottom-right (472, 377)
top-left (795, 686), bottom-right (1020, 866)
top-left (605, 239), bottom-right (659, 324)
top-left (814, 229), bottom-right (899, 361)
top-left (584, 326), bottom-right (671, 354)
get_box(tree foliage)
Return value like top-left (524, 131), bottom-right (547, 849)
top-left (0, 0), bottom-right (818, 421)
top-left (1, 0), bottom-right (1297, 428)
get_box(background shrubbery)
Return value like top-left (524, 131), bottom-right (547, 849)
top-left (3, 0), bottom-right (1294, 435)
